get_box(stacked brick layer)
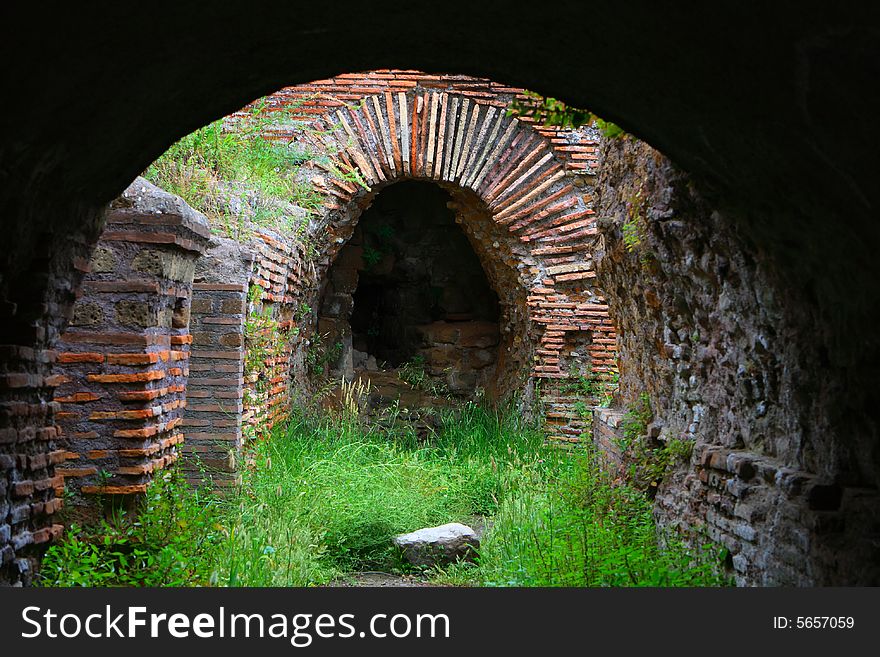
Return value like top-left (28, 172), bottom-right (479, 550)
top-left (187, 230), bottom-right (308, 486)
top-left (186, 281), bottom-right (247, 488)
top-left (52, 178), bottom-right (209, 504)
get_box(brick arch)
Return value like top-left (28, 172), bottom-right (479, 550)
top-left (249, 74), bottom-right (619, 441)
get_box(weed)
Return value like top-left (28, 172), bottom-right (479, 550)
top-left (143, 99), bottom-right (323, 239)
top-left (398, 355), bottom-right (450, 397)
top-left (362, 246), bottom-right (383, 268)
top-left (38, 467), bottom-right (225, 586)
top-left (622, 220), bottom-right (642, 252)
top-left (306, 332), bottom-right (343, 377)
top-left (41, 405), bottom-right (722, 588)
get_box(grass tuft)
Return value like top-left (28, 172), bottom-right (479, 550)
top-left (39, 404), bottom-right (728, 587)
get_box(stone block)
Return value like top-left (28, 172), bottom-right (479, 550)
top-left (456, 320), bottom-right (499, 348)
top-left (71, 302), bottom-right (104, 327)
top-left (115, 300), bottom-right (156, 328)
top-left (88, 246), bottom-right (117, 273)
top-left (190, 298), bottom-right (213, 314)
top-left (393, 523), bottom-right (479, 566)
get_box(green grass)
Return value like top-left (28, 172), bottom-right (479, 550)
top-left (220, 403), bottom-right (544, 585)
top-left (472, 445), bottom-right (727, 586)
top-left (143, 100), bottom-right (323, 239)
top-left (38, 405), bottom-right (728, 587)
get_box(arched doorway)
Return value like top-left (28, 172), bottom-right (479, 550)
top-left (320, 181), bottom-right (501, 402)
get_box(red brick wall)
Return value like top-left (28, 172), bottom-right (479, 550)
top-left (52, 179), bottom-right (209, 509)
top-left (242, 70), bottom-right (617, 441)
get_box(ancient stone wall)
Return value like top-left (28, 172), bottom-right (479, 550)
top-left (186, 227), bottom-right (316, 483)
top-left (184, 237), bottom-right (253, 489)
top-left (246, 71), bottom-right (616, 440)
top-left (595, 138), bottom-right (880, 585)
top-left (0, 186), bottom-right (107, 585)
top-left (51, 178), bottom-right (209, 512)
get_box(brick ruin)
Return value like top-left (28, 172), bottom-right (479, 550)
top-left (52, 180), bottom-right (210, 509)
top-left (178, 72), bottom-right (614, 488)
top-left (1, 65), bottom-right (878, 586)
top-left (593, 138), bottom-right (880, 586)
top-left (257, 71), bottom-right (616, 442)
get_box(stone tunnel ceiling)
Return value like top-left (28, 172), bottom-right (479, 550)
top-left (3, 3), bottom-right (878, 441)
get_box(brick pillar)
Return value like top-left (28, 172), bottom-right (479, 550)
top-left (1, 199), bottom-right (105, 584)
top-left (184, 237), bottom-right (252, 490)
top-left (52, 178), bottom-right (209, 513)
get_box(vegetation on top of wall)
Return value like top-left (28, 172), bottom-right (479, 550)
top-left (507, 90), bottom-right (625, 138)
top-left (144, 100), bottom-right (324, 240)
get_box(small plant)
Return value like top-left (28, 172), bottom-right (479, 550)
top-left (598, 371), bottom-right (620, 408)
top-left (338, 377), bottom-right (372, 421)
top-left (38, 467), bottom-right (225, 587)
top-left (397, 354), bottom-right (428, 387)
top-left (373, 223), bottom-right (395, 242)
top-left (621, 189), bottom-right (656, 271)
top-left (573, 400), bottom-right (593, 422)
top-left (561, 364), bottom-right (617, 403)
top-left (362, 246), bottom-right (383, 268)
top-left (398, 355), bottom-right (450, 397)
top-left (622, 393), bottom-right (652, 444)
top-left (667, 437), bottom-right (695, 462)
top-left (615, 394), bottom-right (693, 495)
top-left (295, 302), bottom-right (312, 321)
top-left (622, 219), bottom-right (641, 252)
top-left (507, 90), bottom-right (625, 137)
top-left (305, 332), bottom-right (343, 376)
top-left (244, 285), bottom-right (289, 392)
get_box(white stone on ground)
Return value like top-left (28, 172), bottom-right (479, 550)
top-left (392, 522), bottom-right (480, 567)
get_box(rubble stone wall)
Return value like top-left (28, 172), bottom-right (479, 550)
top-left (595, 138), bottom-right (880, 586)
